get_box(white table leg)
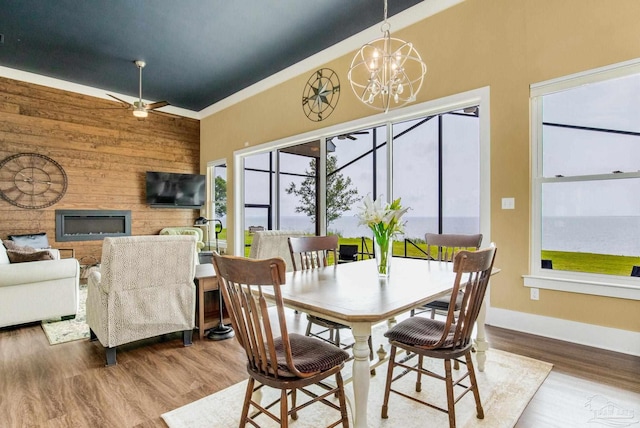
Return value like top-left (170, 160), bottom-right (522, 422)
top-left (474, 300), bottom-right (488, 372)
top-left (386, 316), bottom-right (397, 329)
top-left (351, 322), bottom-right (372, 428)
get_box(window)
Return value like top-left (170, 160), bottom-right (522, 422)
top-left (279, 142), bottom-right (322, 234)
top-left (233, 87), bottom-right (491, 260)
top-left (206, 160), bottom-right (227, 252)
top-left (527, 61), bottom-right (640, 299)
top-left (393, 109), bottom-right (480, 240)
top-left (210, 162), bottom-right (227, 224)
top-left (244, 151), bottom-right (274, 231)
top-left (326, 126), bottom-right (386, 240)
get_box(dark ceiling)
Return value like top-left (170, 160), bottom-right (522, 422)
top-left (0, 0), bottom-right (423, 112)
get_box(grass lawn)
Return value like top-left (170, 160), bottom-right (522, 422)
top-left (234, 231), bottom-right (437, 260)
top-left (541, 250), bottom-right (640, 276)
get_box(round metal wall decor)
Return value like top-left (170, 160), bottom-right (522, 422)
top-left (0, 153), bottom-right (68, 209)
top-left (302, 68), bottom-right (340, 122)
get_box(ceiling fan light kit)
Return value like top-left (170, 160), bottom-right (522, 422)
top-left (132, 106), bottom-right (148, 118)
top-left (348, 0), bottom-right (427, 113)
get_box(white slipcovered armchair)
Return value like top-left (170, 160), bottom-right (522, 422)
top-left (86, 235), bottom-right (197, 366)
top-left (248, 230), bottom-right (308, 272)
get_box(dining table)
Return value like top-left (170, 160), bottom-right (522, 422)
top-left (264, 256), bottom-right (495, 428)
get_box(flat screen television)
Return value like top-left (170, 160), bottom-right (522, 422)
top-left (145, 171), bottom-right (205, 208)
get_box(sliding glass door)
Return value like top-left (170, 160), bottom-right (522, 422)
top-left (233, 88), bottom-right (489, 256)
top-left (393, 108), bottom-right (480, 241)
top-left (279, 141), bottom-right (322, 235)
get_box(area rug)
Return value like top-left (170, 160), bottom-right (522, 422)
top-left (162, 347), bottom-right (552, 428)
top-left (41, 284), bottom-right (90, 345)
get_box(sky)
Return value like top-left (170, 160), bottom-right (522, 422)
top-left (542, 72), bottom-right (640, 217)
top-left (239, 109), bottom-right (481, 224)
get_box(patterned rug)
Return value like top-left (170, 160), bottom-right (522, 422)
top-left (41, 284), bottom-right (90, 345)
top-left (162, 342), bottom-right (552, 428)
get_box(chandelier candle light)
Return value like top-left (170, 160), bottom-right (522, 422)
top-left (357, 195), bottom-right (409, 277)
top-left (348, 0), bottom-right (427, 112)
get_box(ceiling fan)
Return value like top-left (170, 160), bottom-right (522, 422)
top-left (107, 60), bottom-right (169, 118)
top-left (336, 131), bottom-right (369, 140)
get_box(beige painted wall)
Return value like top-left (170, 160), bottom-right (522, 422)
top-left (201, 0), bottom-right (640, 332)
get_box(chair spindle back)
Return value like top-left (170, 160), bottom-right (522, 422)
top-left (213, 254), bottom-right (311, 379)
top-left (444, 245), bottom-right (496, 349)
top-left (288, 235), bottom-right (338, 271)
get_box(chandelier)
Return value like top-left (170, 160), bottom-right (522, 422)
top-left (347, 0), bottom-right (427, 112)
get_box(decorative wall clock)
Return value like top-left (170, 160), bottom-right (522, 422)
top-left (0, 153), bottom-right (68, 209)
top-left (302, 68), bottom-right (340, 122)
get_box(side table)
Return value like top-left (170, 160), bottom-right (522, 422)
top-left (194, 263), bottom-right (225, 340)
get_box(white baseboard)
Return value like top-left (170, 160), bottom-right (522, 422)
top-left (486, 307), bottom-right (640, 357)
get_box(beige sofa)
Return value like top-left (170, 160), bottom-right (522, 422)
top-left (0, 240), bottom-right (80, 328)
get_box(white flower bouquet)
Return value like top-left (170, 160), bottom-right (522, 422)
top-left (356, 195), bottom-right (409, 276)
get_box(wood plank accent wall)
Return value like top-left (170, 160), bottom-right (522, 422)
top-left (0, 76), bottom-right (201, 263)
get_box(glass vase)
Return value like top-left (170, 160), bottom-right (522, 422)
top-left (374, 236), bottom-right (393, 277)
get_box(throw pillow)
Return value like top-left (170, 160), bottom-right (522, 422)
top-left (7, 250), bottom-right (54, 263)
top-left (8, 232), bottom-right (50, 249)
top-left (3, 240), bottom-right (54, 263)
top-left (2, 239), bottom-right (30, 252)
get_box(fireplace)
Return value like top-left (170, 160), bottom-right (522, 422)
top-left (55, 210), bottom-right (132, 242)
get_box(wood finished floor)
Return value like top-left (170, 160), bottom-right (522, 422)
top-left (0, 315), bottom-right (638, 427)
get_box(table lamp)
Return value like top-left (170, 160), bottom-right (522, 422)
top-left (194, 217), bottom-right (222, 252)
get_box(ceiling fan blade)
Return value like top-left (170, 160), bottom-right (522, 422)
top-left (107, 94), bottom-right (133, 107)
top-left (463, 106), bottom-right (479, 115)
top-left (145, 100), bottom-right (170, 110)
top-left (148, 109), bottom-right (181, 118)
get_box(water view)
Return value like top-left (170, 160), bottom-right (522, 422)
top-left (238, 215), bottom-right (640, 257)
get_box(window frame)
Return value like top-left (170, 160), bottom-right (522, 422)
top-left (525, 59), bottom-right (640, 301)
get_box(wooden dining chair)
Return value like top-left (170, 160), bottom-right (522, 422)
top-left (411, 233), bottom-right (483, 318)
top-left (381, 245), bottom-right (497, 428)
top-left (288, 236), bottom-right (374, 362)
top-left (212, 253), bottom-right (350, 428)
top-left (288, 235), bottom-right (338, 271)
